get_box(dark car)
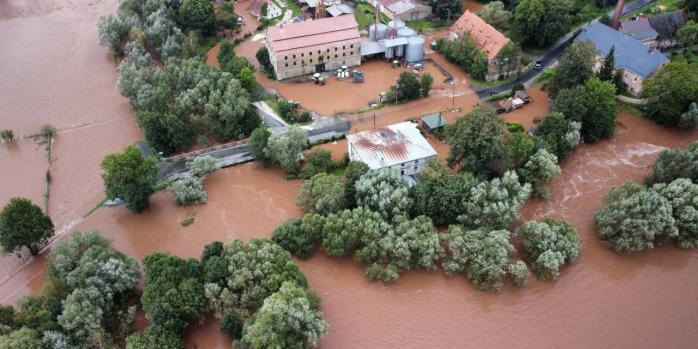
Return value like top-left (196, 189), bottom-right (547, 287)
top-left (534, 61), bottom-right (543, 71)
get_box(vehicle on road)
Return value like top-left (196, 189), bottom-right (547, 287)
top-left (534, 61), bottom-right (543, 71)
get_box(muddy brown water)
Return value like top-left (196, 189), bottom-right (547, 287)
top-left (2, 0), bottom-right (698, 348)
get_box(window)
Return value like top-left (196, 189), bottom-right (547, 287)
top-left (350, 44), bottom-right (354, 48)
top-left (335, 47), bottom-right (338, 51)
top-left (301, 53), bottom-right (304, 57)
top-left (294, 62), bottom-right (297, 66)
top-left (301, 60), bottom-right (304, 64)
top-left (343, 53), bottom-right (345, 57)
top-left (285, 63), bottom-right (288, 67)
top-left (342, 45), bottom-right (345, 49)
top-left (318, 50), bottom-right (321, 54)
top-left (327, 48), bottom-right (330, 53)
top-left (335, 54), bottom-right (338, 58)
top-left (284, 55), bottom-right (288, 60)
top-left (310, 59), bottom-right (313, 63)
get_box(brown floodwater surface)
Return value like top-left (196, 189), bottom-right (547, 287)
top-left (2, 1), bottom-right (698, 348)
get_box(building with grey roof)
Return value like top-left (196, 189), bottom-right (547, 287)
top-left (620, 17), bottom-right (659, 45)
top-left (576, 22), bottom-right (669, 96)
top-left (648, 10), bottom-right (687, 49)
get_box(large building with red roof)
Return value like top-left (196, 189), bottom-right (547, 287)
top-left (450, 10), bottom-right (520, 81)
top-left (265, 16), bottom-right (361, 80)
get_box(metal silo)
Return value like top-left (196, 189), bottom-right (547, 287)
top-left (406, 36), bottom-right (424, 63)
top-left (395, 44), bottom-right (404, 57)
top-left (385, 46), bottom-right (394, 59)
top-left (388, 20), bottom-right (406, 31)
top-left (369, 23), bottom-right (389, 41)
top-left (397, 27), bottom-right (417, 38)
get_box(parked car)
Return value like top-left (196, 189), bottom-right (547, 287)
top-left (534, 61), bottom-right (543, 71)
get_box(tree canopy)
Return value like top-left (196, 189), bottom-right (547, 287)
top-left (546, 41), bottom-right (596, 96)
top-left (101, 146), bottom-right (158, 213)
top-left (295, 173), bottom-right (346, 215)
top-left (0, 198), bottom-right (54, 256)
top-left (355, 169), bottom-right (413, 219)
top-left (552, 77), bottom-right (618, 142)
top-left (644, 142), bottom-right (698, 185)
top-left (512, 0), bottom-right (572, 48)
top-left (447, 108), bottom-right (508, 177)
top-left (642, 61), bottom-right (698, 129)
top-left (520, 219), bottom-right (579, 280)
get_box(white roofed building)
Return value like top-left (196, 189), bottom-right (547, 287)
top-left (346, 122), bottom-right (437, 176)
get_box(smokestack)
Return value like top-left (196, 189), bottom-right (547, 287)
top-left (611, 0), bottom-right (625, 30)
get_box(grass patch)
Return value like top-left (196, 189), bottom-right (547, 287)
top-left (282, 0), bottom-right (301, 18)
top-left (406, 19), bottom-right (448, 34)
top-left (83, 197), bottom-right (109, 218)
top-left (485, 91), bottom-right (514, 102)
top-left (199, 35), bottom-right (224, 56)
top-left (181, 212), bottom-right (196, 227)
top-left (355, 3), bottom-right (390, 28)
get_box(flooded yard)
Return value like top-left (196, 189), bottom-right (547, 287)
top-left (1, 0), bottom-right (698, 348)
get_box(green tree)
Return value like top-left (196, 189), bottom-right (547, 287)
top-left (101, 146), bottom-right (158, 213)
top-left (321, 208), bottom-right (386, 257)
top-left (239, 281), bottom-right (328, 349)
top-left (447, 107), bottom-right (508, 177)
top-left (512, 0), bottom-right (572, 48)
top-left (428, 0), bottom-right (461, 21)
top-left (420, 73), bottom-right (433, 97)
top-left (547, 41), bottom-right (596, 95)
top-left (272, 218), bottom-right (319, 259)
top-left (0, 130), bottom-right (14, 144)
top-left (507, 260), bottom-right (530, 287)
top-left (644, 142), bottom-right (698, 185)
top-left (653, 178), bottom-right (698, 249)
top-left (126, 327), bottom-right (183, 349)
top-left (343, 161), bottom-right (369, 208)
top-left (410, 161), bottom-right (479, 226)
top-left (553, 77), bottom-right (618, 142)
top-left (0, 198), bottom-right (54, 256)
top-left (265, 127), bottom-right (308, 175)
top-left (680, 102), bottom-right (698, 130)
top-left (642, 61), bottom-right (698, 128)
top-left (178, 0), bottom-right (215, 33)
top-left (479, 1), bottom-right (512, 31)
top-left (249, 127), bottom-right (272, 166)
top-left (296, 173), bottom-right (345, 215)
top-left (355, 169), bottom-right (413, 219)
top-left (459, 171), bottom-right (532, 230)
top-left (300, 149), bottom-right (333, 179)
top-left (520, 219), bottom-right (579, 280)
top-left (256, 47), bottom-right (275, 79)
top-left (596, 46), bottom-right (615, 82)
top-left (355, 215), bottom-right (443, 283)
top-left (169, 174), bottom-right (207, 206)
top-left (595, 182), bottom-right (677, 253)
top-left (0, 327), bottom-right (42, 349)
top-left (136, 111), bottom-right (192, 155)
top-left (204, 239), bottom-right (308, 319)
top-left (394, 71), bottom-right (421, 102)
top-left (186, 155), bottom-right (217, 178)
top-left (519, 149), bottom-right (560, 197)
top-left (441, 227), bottom-right (518, 292)
top-left (533, 112), bottom-right (581, 160)
top-left (677, 20), bottom-right (698, 46)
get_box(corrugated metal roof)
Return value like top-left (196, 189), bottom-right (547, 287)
top-left (347, 122), bottom-right (437, 169)
top-left (384, 37), bottom-right (408, 48)
top-left (361, 41), bottom-right (386, 55)
top-left (576, 22), bottom-right (669, 78)
top-left (267, 16), bottom-right (360, 53)
top-left (421, 113), bottom-right (448, 130)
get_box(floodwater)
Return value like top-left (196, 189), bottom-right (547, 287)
top-left (462, 0), bottom-right (485, 13)
top-left (2, 0), bottom-right (698, 348)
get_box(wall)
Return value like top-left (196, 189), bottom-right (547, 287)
top-left (348, 142), bottom-right (435, 176)
top-left (268, 37), bottom-right (362, 80)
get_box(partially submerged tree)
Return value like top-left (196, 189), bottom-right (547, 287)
top-left (447, 108), bottom-right (507, 177)
top-left (553, 77), bottom-right (618, 142)
top-left (343, 161), bottom-right (369, 208)
top-left (644, 142), bottom-right (698, 185)
top-left (519, 149), bottom-right (560, 197)
top-left (0, 198), bottom-right (54, 256)
top-left (520, 219), bottom-right (580, 280)
top-left (642, 61), bottom-right (698, 128)
top-left (653, 178), bottom-right (698, 249)
top-left (533, 112), bottom-right (581, 160)
top-left (169, 174), bottom-right (207, 206)
top-left (295, 173), bottom-right (345, 215)
top-left (101, 146), bottom-right (158, 213)
top-left (321, 208), bottom-right (386, 257)
top-left (459, 171), bottom-right (532, 230)
top-left (249, 127), bottom-right (272, 166)
top-left (272, 218), bottom-right (318, 259)
top-left (0, 130), bottom-right (14, 144)
top-left (355, 169), bottom-right (413, 219)
top-left (265, 126), bottom-right (308, 175)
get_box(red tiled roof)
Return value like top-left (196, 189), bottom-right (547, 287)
top-left (267, 16), bottom-right (360, 53)
top-left (450, 10), bottom-right (510, 60)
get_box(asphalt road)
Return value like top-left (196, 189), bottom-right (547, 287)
top-left (475, 0), bottom-right (658, 98)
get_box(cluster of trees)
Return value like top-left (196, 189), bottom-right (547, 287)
top-left (169, 155), bottom-right (218, 206)
top-left (642, 61), bottom-right (698, 129)
top-left (427, 0), bottom-right (462, 21)
top-left (256, 47), bottom-right (276, 79)
top-left (101, 146), bottom-right (159, 213)
top-left (511, 0), bottom-right (573, 48)
top-left (129, 238), bottom-right (328, 348)
top-left (446, 108), bottom-right (574, 197)
top-left (479, 1), bottom-right (512, 31)
top-left (385, 72), bottom-right (434, 103)
top-left (0, 231), bottom-right (141, 348)
top-left (546, 42), bottom-right (619, 142)
top-left (596, 142), bottom-right (698, 252)
top-left (98, 0), bottom-right (259, 155)
top-left (438, 36), bottom-right (489, 81)
top-left (248, 126), bottom-right (310, 176)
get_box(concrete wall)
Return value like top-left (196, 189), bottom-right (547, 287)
top-left (591, 55), bottom-right (664, 97)
top-left (267, 37), bottom-right (362, 80)
top-left (348, 143), bottom-right (435, 176)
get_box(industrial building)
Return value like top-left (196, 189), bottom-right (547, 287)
top-left (450, 10), bottom-right (520, 81)
top-left (346, 122), bottom-right (437, 176)
top-left (265, 15), bottom-right (362, 80)
top-left (360, 19), bottom-right (425, 63)
top-left (368, 0), bottom-right (432, 21)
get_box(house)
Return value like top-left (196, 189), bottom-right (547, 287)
top-left (450, 10), bottom-right (520, 81)
top-left (326, 4), bottom-right (353, 17)
top-left (620, 17), bottom-right (659, 46)
top-left (576, 22), bottom-right (669, 96)
top-left (420, 113), bottom-right (448, 133)
top-left (346, 121), bottom-right (437, 176)
top-left (265, 16), bottom-right (361, 80)
top-left (368, 0), bottom-right (432, 22)
top-left (648, 10), bottom-right (687, 49)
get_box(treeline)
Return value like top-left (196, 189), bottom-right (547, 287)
top-left (596, 142), bottom-right (698, 252)
top-left (98, 0), bottom-right (260, 156)
top-left (437, 36), bottom-right (489, 81)
top-left (0, 231), bottom-right (328, 349)
top-left (268, 108), bottom-right (584, 292)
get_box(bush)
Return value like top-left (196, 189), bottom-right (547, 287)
top-left (0, 129), bottom-right (14, 143)
top-left (644, 142), bottom-right (698, 185)
top-left (507, 261), bottom-right (529, 287)
top-left (653, 178), bottom-right (698, 249)
top-left (186, 155), bottom-right (217, 178)
top-left (520, 219), bottom-right (580, 280)
top-left (169, 174), bottom-right (207, 206)
top-left (300, 149), bottom-right (333, 179)
top-left (533, 112), bottom-right (581, 160)
top-left (595, 182), bottom-right (677, 253)
top-left (343, 161), bottom-right (370, 208)
top-left (295, 173), bottom-right (345, 215)
top-left (355, 169), bottom-right (413, 219)
top-left (321, 208), bottom-right (385, 257)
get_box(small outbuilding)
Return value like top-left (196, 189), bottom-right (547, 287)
top-left (487, 101), bottom-right (507, 114)
top-left (420, 113), bottom-right (448, 132)
top-left (515, 90), bottom-right (532, 103)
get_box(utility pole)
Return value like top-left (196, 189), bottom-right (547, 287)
top-left (451, 80), bottom-right (455, 110)
top-left (395, 83), bottom-right (399, 105)
top-left (373, 111), bottom-right (376, 126)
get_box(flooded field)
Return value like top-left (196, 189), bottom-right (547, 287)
top-left (2, 0), bottom-right (698, 348)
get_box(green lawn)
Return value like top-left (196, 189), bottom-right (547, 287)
top-left (355, 3), bottom-right (390, 28)
top-left (283, 0), bottom-right (301, 18)
top-left (406, 19), bottom-right (449, 34)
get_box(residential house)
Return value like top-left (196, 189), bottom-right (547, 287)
top-left (576, 22), bottom-right (669, 96)
top-left (620, 17), bottom-right (659, 46)
top-left (265, 16), bottom-right (361, 80)
top-left (450, 10), bottom-right (520, 81)
top-left (648, 10), bottom-right (688, 49)
top-left (346, 122), bottom-right (437, 176)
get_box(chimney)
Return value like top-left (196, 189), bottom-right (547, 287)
top-left (611, 0), bottom-right (625, 30)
